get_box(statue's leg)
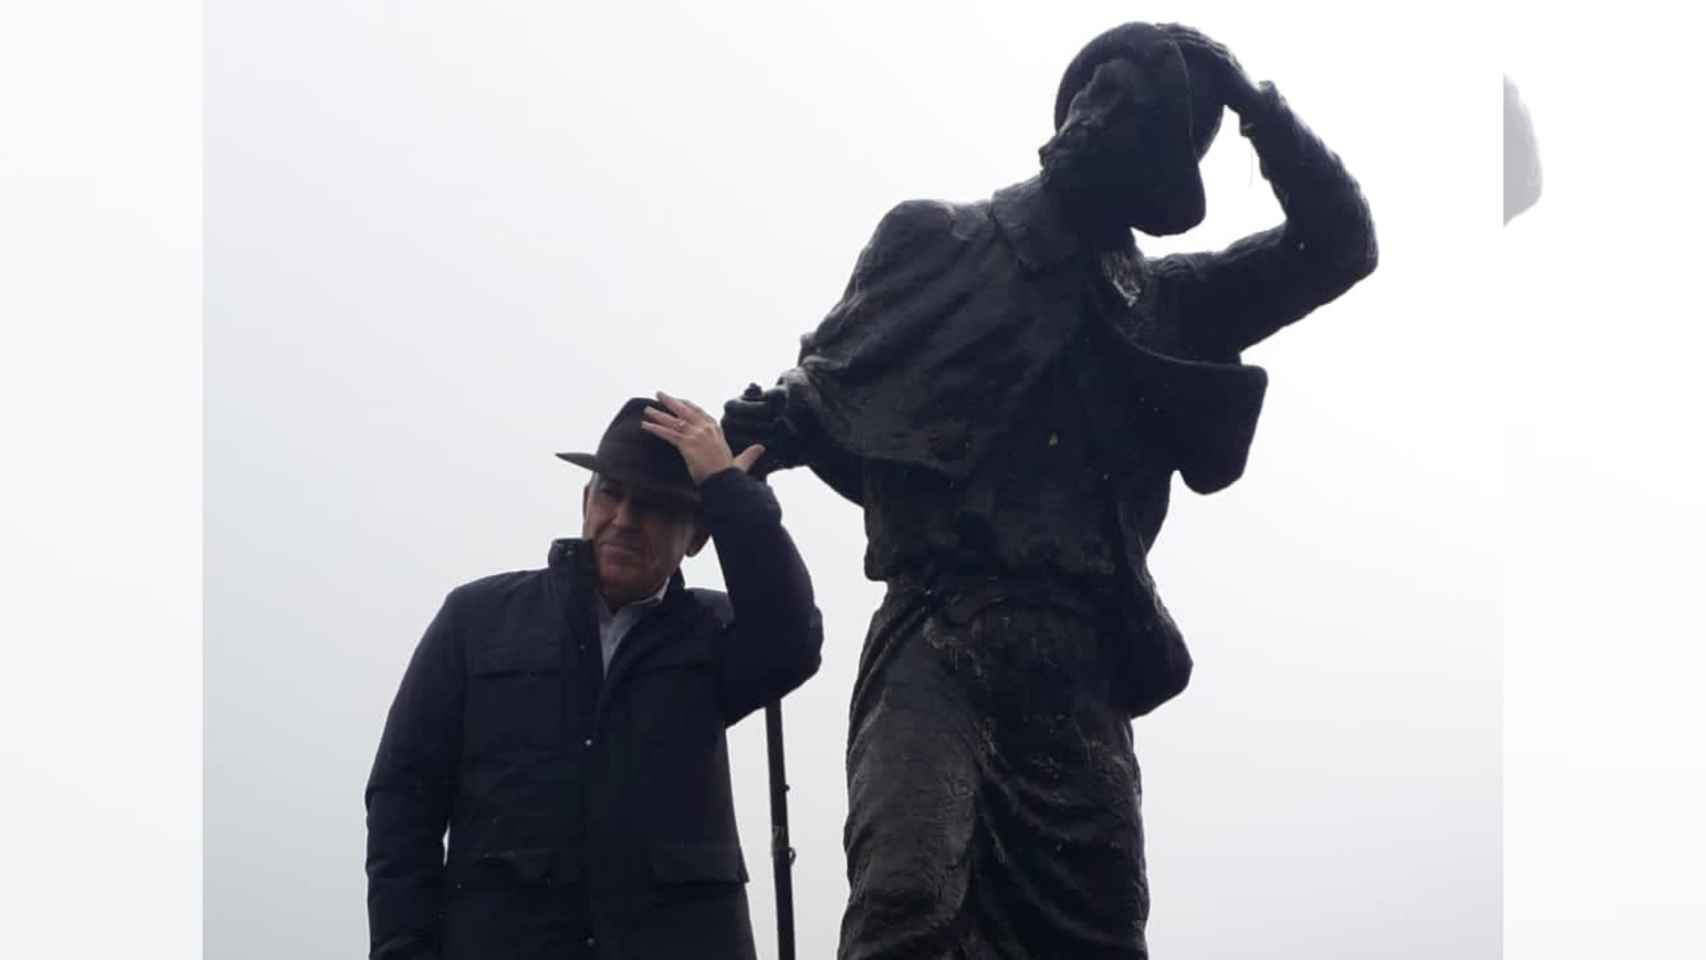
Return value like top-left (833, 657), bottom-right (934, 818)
top-left (839, 590), bottom-right (1149, 959)
top-left (966, 601), bottom-right (1150, 959)
top-left (839, 591), bottom-right (982, 960)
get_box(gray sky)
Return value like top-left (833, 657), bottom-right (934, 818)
top-left (206, 3), bottom-right (1499, 957)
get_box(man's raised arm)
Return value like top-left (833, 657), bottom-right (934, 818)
top-left (699, 465), bottom-right (824, 724)
top-left (641, 393), bottom-right (824, 723)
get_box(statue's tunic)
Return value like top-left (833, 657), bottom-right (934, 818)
top-left (781, 85), bottom-right (1376, 958)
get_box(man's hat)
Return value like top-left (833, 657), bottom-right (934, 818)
top-left (1053, 22), bottom-right (1223, 163)
top-left (557, 398), bottom-right (700, 509)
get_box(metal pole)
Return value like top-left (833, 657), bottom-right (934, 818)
top-left (764, 700), bottom-right (796, 960)
top-left (734, 383), bottom-right (797, 958)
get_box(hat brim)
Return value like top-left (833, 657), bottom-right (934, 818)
top-left (556, 452), bottom-right (702, 509)
top-left (557, 451), bottom-right (601, 472)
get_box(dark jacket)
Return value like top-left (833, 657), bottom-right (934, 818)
top-left (365, 468), bottom-right (823, 959)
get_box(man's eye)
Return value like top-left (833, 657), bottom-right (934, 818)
top-left (631, 497), bottom-right (675, 516)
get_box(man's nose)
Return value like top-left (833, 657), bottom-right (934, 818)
top-left (610, 495), bottom-right (645, 528)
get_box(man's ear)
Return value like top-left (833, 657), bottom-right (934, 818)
top-left (685, 523), bottom-right (710, 558)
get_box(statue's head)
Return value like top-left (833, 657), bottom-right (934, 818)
top-left (1042, 23), bottom-right (1223, 237)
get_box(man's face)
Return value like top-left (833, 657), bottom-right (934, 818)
top-left (581, 474), bottom-right (704, 607)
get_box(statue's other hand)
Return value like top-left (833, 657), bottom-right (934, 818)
top-left (722, 385), bottom-right (805, 475)
top-left (1160, 23), bottom-right (1261, 117)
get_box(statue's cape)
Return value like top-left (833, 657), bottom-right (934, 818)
top-left (782, 177), bottom-right (1267, 495)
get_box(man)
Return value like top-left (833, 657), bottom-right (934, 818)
top-left (724, 22), bottom-right (1376, 959)
top-left (365, 392), bottom-right (822, 959)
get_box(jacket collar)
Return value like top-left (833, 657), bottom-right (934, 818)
top-left (548, 537), bottom-right (586, 575)
top-left (593, 577), bottom-right (669, 628)
top-left (552, 538), bottom-right (703, 725)
top-left (548, 537), bottom-right (686, 604)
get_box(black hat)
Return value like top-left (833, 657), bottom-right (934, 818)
top-left (557, 398), bottom-right (700, 508)
top-left (1053, 22), bottom-right (1223, 162)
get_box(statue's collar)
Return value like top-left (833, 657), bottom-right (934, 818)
top-left (990, 175), bottom-right (1081, 272)
top-left (991, 174), bottom-right (1138, 273)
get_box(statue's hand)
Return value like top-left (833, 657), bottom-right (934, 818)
top-left (722, 384), bottom-right (806, 477)
top-left (1160, 23), bottom-right (1262, 117)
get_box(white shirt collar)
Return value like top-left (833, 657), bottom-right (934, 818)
top-left (595, 576), bottom-right (671, 670)
top-left (595, 577), bottom-right (670, 623)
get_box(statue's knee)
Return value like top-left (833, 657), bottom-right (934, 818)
top-left (851, 848), bottom-right (970, 923)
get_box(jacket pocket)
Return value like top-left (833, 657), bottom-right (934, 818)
top-left (466, 640), bottom-right (563, 755)
top-left (441, 848), bottom-right (574, 959)
top-left (649, 841), bottom-right (748, 886)
top-left (449, 847), bottom-right (564, 889)
top-left (471, 639), bottom-right (563, 676)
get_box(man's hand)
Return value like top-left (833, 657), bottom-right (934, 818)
top-left (1161, 23), bottom-right (1262, 117)
top-left (721, 384), bottom-right (806, 477)
top-left (640, 391), bottom-right (765, 485)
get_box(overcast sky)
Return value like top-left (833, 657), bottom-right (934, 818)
top-left (1500, 8), bottom-right (1706, 954)
top-left (206, 3), bottom-right (1503, 957)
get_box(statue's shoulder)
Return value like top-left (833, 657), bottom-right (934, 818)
top-left (852, 197), bottom-right (991, 280)
top-left (868, 197), bottom-right (984, 248)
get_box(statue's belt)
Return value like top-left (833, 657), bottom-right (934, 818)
top-left (889, 572), bottom-right (1114, 627)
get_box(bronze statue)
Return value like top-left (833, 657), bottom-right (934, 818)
top-left (725, 22), bottom-right (1376, 958)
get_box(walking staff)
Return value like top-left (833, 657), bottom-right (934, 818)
top-left (741, 382), bottom-right (799, 960)
top-left (765, 701), bottom-right (797, 960)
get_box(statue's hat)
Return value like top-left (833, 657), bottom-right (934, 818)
top-left (1053, 22), bottom-right (1224, 162)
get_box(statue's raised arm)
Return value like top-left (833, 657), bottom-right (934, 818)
top-left (1135, 24), bottom-right (1378, 363)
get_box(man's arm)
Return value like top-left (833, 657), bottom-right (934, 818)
top-left (1154, 31), bottom-right (1378, 359)
top-left (364, 595), bottom-right (464, 960)
top-left (642, 393), bottom-right (824, 724)
top-left (699, 467), bottom-right (824, 724)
